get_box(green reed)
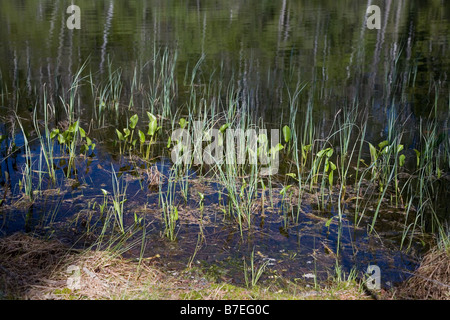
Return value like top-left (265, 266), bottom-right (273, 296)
top-left (158, 167), bottom-right (179, 241)
top-left (15, 113), bottom-right (34, 199)
top-left (243, 247), bottom-right (269, 288)
top-left (60, 60), bottom-right (89, 123)
top-left (111, 165), bottom-right (127, 234)
top-left (32, 92), bottom-right (56, 184)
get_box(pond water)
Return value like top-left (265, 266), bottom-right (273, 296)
top-left (0, 0), bottom-right (449, 289)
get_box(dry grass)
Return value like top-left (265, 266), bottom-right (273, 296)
top-left (398, 247), bottom-right (450, 300)
top-left (0, 232), bottom-right (175, 299)
top-left (0, 233), bottom-right (70, 299)
top-left (0, 232), bottom-right (372, 300)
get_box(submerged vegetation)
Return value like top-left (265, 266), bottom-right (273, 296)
top-left (0, 0), bottom-right (449, 300)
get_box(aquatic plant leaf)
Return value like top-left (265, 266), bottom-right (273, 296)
top-left (116, 129), bottom-right (124, 141)
top-left (317, 147), bottom-right (331, 158)
top-left (378, 140), bottom-right (389, 150)
top-left (399, 154), bottom-right (406, 167)
top-left (328, 170), bottom-right (334, 186)
top-left (147, 113), bottom-right (158, 136)
top-left (50, 129), bottom-right (59, 139)
top-left (179, 118), bottom-right (187, 129)
top-left (280, 185), bottom-right (292, 195)
top-left (147, 111), bottom-right (156, 122)
top-left (301, 144), bottom-right (311, 160)
top-left (330, 161), bottom-right (336, 171)
top-left (282, 125), bottom-right (291, 143)
top-left (269, 143), bottom-right (284, 155)
top-left (414, 149), bottom-right (421, 167)
top-left (57, 133), bottom-right (65, 144)
top-left (79, 127), bottom-right (86, 138)
top-left (123, 128), bottom-right (131, 138)
top-left (316, 149), bottom-right (326, 158)
top-left (326, 148), bottom-right (333, 158)
top-left (138, 130), bottom-right (145, 143)
top-left (286, 173), bottom-right (297, 179)
top-left (219, 123), bottom-right (229, 133)
top-left (325, 216), bottom-right (334, 228)
top-left (258, 133), bottom-right (268, 144)
top-left (368, 143), bottom-right (378, 162)
top-left (129, 114), bottom-right (138, 129)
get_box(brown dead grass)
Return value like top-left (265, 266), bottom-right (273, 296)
top-left (398, 247), bottom-right (450, 300)
top-left (0, 232), bottom-right (371, 300)
top-left (0, 233), bottom-right (70, 299)
top-left (0, 232), bottom-right (173, 299)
